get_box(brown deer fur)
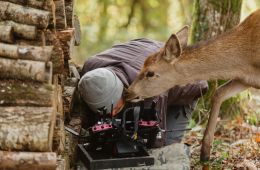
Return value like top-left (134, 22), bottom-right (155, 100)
top-left (127, 9), bottom-right (260, 161)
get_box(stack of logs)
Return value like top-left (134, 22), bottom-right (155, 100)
top-left (0, 0), bottom-right (81, 169)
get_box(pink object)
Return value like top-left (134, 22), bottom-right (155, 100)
top-left (138, 120), bottom-right (158, 127)
top-left (92, 123), bottom-right (112, 133)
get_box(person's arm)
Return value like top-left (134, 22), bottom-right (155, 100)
top-left (167, 80), bottom-right (208, 106)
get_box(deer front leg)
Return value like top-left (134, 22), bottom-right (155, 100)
top-left (200, 80), bottom-right (248, 162)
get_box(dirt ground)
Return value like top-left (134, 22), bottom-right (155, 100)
top-left (184, 88), bottom-right (260, 169)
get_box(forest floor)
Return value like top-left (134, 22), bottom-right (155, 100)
top-left (185, 88), bottom-right (260, 170)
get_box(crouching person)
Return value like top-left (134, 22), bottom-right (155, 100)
top-left (78, 36), bottom-right (208, 148)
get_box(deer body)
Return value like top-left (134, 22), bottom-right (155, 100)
top-left (127, 9), bottom-right (260, 161)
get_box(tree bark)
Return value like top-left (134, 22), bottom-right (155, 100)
top-left (0, 25), bottom-right (14, 43)
top-left (191, 0), bottom-right (242, 43)
top-left (73, 15), bottom-right (81, 46)
top-left (0, 21), bottom-right (37, 40)
top-left (15, 30), bottom-right (65, 74)
top-left (0, 80), bottom-right (54, 107)
top-left (0, 106), bottom-right (56, 151)
top-left (0, 43), bottom-right (53, 62)
top-left (54, 0), bottom-right (67, 29)
top-left (0, 1), bottom-right (50, 28)
top-left (0, 151), bottom-right (57, 170)
top-left (0, 58), bottom-right (52, 83)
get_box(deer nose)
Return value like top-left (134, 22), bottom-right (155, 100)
top-left (125, 89), bottom-right (139, 101)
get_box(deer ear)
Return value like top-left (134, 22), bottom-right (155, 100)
top-left (176, 25), bottom-right (189, 49)
top-left (163, 34), bottom-right (181, 62)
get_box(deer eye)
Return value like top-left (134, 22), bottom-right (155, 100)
top-left (146, 71), bottom-right (155, 78)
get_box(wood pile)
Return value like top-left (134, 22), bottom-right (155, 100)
top-left (0, 0), bottom-right (81, 169)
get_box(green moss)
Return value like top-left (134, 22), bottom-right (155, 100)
top-left (0, 82), bottom-right (54, 106)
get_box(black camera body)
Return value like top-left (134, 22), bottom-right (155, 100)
top-left (85, 101), bottom-right (160, 157)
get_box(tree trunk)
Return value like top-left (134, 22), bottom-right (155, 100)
top-left (0, 25), bottom-right (14, 43)
top-left (0, 43), bottom-right (53, 62)
top-left (0, 106), bottom-right (56, 151)
top-left (0, 58), bottom-right (52, 83)
top-left (190, 0), bottom-right (243, 118)
top-left (191, 0), bottom-right (242, 43)
top-left (0, 1), bottom-right (50, 28)
top-left (15, 30), bottom-right (65, 74)
top-left (0, 80), bottom-right (54, 107)
top-left (0, 151), bottom-right (57, 170)
top-left (0, 21), bottom-right (37, 40)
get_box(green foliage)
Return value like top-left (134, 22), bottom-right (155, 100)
top-left (74, 0), bottom-right (259, 126)
top-left (74, 0), bottom-right (194, 64)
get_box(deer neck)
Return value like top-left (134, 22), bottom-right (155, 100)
top-left (171, 30), bottom-right (247, 85)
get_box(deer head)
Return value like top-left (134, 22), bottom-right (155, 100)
top-left (127, 26), bottom-right (190, 101)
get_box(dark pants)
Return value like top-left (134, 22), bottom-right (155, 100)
top-left (165, 102), bottom-right (195, 145)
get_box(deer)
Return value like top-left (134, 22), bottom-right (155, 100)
top-left (126, 9), bottom-right (260, 161)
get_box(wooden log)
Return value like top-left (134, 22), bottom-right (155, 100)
top-left (0, 1), bottom-right (50, 28)
top-left (0, 80), bottom-right (54, 107)
top-left (57, 29), bottom-right (74, 60)
top-left (65, 0), bottom-right (74, 28)
top-left (0, 58), bottom-right (52, 83)
top-left (73, 15), bottom-right (81, 46)
top-left (54, 0), bottom-right (67, 29)
top-left (52, 81), bottom-right (65, 154)
top-left (63, 86), bottom-right (75, 120)
top-left (0, 106), bottom-right (56, 151)
top-left (15, 30), bottom-right (65, 74)
top-left (0, 25), bottom-right (14, 43)
top-left (0, 43), bottom-right (53, 62)
top-left (53, 113), bottom-right (65, 154)
top-left (4, 0), bottom-right (53, 10)
top-left (0, 21), bottom-right (37, 40)
top-left (0, 151), bottom-right (57, 170)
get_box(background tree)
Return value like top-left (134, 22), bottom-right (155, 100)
top-left (190, 0), bottom-right (245, 125)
